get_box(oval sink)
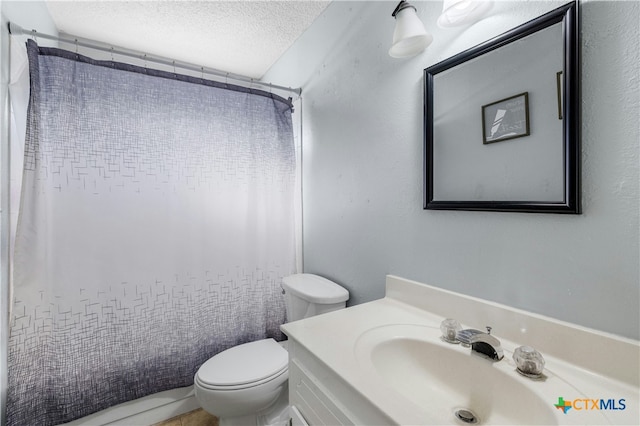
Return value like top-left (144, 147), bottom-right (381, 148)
top-left (355, 324), bottom-right (610, 425)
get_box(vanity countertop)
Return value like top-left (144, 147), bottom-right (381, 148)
top-left (281, 275), bottom-right (639, 425)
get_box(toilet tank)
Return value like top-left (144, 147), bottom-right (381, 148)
top-left (282, 273), bottom-right (349, 322)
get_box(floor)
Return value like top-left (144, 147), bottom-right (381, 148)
top-left (152, 409), bottom-right (218, 426)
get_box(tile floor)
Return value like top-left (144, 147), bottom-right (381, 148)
top-left (152, 408), bottom-right (218, 426)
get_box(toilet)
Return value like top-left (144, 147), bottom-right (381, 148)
top-left (194, 273), bottom-right (349, 426)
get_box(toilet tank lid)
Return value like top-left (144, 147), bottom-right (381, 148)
top-left (282, 273), bottom-right (349, 304)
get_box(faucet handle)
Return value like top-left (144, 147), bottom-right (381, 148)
top-left (513, 346), bottom-right (545, 378)
top-left (440, 318), bottom-right (462, 344)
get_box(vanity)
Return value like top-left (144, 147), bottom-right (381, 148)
top-left (281, 276), bottom-right (639, 425)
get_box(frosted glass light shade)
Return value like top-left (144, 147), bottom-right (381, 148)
top-left (389, 4), bottom-right (433, 58)
top-left (437, 0), bottom-right (493, 28)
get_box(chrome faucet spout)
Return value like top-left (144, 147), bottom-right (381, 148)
top-left (469, 332), bottom-right (504, 361)
top-left (457, 328), bottom-right (504, 361)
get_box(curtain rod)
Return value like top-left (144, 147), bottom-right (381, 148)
top-left (8, 22), bottom-right (302, 97)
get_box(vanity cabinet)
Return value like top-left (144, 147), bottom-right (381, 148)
top-left (286, 338), bottom-right (392, 426)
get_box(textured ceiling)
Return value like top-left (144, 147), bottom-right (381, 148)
top-left (45, 0), bottom-right (331, 79)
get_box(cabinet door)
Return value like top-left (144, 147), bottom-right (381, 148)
top-left (290, 406), bottom-right (310, 426)
top-left (289, 360), bottom-right (354, 425)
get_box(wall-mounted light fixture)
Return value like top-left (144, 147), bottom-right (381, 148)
top-left (437, 0), bottom-right (493, 28)
top-left (389, 1), bottom-right (433, 58)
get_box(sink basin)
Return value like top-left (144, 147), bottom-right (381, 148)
top-left (354, 324), bottom-right (610, 425)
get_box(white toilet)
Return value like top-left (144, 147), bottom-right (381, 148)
top-left (194, 273), bottom-right (349, 426)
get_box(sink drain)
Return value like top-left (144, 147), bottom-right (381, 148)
top-left (454, 409), bottom-right (479, 424)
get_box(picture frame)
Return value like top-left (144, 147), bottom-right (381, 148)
top-left (481, 92), bottom-right (530, 144)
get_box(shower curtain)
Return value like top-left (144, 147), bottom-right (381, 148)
top-left (7, 40), bottom-right (297, 426)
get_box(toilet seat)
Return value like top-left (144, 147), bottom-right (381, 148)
top-left (196, 338), bottom-right (288, 391)
top-left (196, 366), bottom-right (288, 391)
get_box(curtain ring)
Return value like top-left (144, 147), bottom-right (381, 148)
top-left (225, 72), bottom-right (229, 87)
top-left (31, 29), bottom-right (38, 43)
top-left (110, 46), bottom-right (114, 61)
top-left (143, 54), bottom-right (148, 72)
top-left (200, 67), bottom-right (204, 80)
top-left (172, 60), bottom-right (176, 76)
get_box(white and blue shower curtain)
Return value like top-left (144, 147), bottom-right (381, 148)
top-left (7, 40), bottom-right (297, 426)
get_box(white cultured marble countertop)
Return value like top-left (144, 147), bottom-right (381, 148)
top-left (283, 297), bottom-right (438, 424)
top-left (281, 290), bottom-right (639, 425)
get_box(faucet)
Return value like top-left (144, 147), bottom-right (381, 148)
top-left (456, 326), bottom-right (504, 361)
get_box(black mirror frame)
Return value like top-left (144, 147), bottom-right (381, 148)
top-left (424, 1), bottom-right (580, 214)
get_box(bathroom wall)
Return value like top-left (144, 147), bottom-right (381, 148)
top-left (264, 0), bottom-right (640, 340)
top-left (1, 1), bottom-right (58, 39)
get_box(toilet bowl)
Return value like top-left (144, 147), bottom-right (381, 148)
top-left (194, 339), bottom-right (289, 425)
top-left (194, 273), bottom-right (349, 426)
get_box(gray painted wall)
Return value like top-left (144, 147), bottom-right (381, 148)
top-left (265, 0), bottom-right (640, 340)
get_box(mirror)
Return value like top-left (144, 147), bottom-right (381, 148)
top-left (424, 1), bottom-right (580, 213)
